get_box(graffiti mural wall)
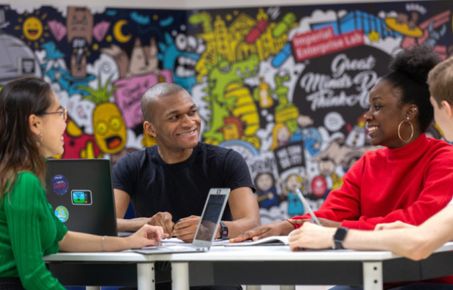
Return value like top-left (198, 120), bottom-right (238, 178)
top-left (1, 1), bottom-right (451, 222)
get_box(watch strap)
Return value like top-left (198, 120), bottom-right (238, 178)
top-left (219, 221), bottom-right (228, 240)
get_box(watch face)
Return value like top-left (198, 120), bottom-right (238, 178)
top-left (334, 227), bottom-right (348, 241)
top-left (333, 227), bottom-right (348, 249)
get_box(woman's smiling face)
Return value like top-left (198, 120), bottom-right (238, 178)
top-left (364, 79), bottom-right (416, 148)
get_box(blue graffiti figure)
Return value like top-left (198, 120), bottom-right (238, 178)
top-left (272, 42), bottom-right (291, 68)
top-left (158, 32), bottom-right (201, 92)
top-left (41, 42), bottom-right (94, 96)
top-left (424, 22), bottom-right (446, 47)
top-left (287, 191), bottom-right (304, 217)
top-left (130, 12), bottom-right (150, 25)
top-left (291, 127), bottom-right (322, 157)
top-left (42, 42), bottom-right (64, 60)
top-left (159, 17), bottom-right (174, 27)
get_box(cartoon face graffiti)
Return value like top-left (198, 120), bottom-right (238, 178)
top-left (284, 174), bottom-right (303, 193)
top-left (158, 32), bottom-right (202, 91)
top-left (311, 175), bottom-right (328, 198)
top-left (255, 172), bottom-right (274, 192)
top-left (23, 17), bottom-right (43, 41)
top-left (93, 103), bottom-right (127, 154)
top-left (66, 7), bottom-right (93, 43)
top-left (128, 38), bottom-right (158, 76)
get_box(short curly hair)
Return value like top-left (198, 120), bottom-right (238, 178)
top-left (383, 45), bottom-right (440, 132)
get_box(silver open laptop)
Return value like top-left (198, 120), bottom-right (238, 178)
top-left (135, 188), bottom-right (230, 254)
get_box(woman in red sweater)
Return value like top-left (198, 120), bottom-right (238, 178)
top-left (233, 46), bottom-right (453, 247)
top-left (289, 53), bottom-right (453, 290)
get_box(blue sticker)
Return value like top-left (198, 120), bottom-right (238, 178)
top-left (51, 174), bottom-right (68, 196)
top-left (54, 206), bottom-right (69, 223)
top-left (71, 190), bottom-right (92, 205)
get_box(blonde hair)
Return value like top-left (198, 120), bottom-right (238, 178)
top-left (427, 56), bottom-right (453, 105)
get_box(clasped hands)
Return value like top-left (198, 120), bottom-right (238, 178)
top-left (147, 212), bottom-right (202, 242)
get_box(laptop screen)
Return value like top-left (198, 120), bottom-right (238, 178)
top-left (193, 188), bottom-right (230, 244)
top-left (46, 159), bottom-right (117, 236)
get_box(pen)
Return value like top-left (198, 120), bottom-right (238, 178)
top-left (295, 188), bottom-right (321, 225)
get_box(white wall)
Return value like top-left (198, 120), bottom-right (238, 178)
top-left (5, 0), bottom-right (419, 10)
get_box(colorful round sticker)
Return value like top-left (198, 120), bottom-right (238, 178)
top-left (54, 205), bottom-right (69, 223)
top-left (51, 174), bottom-right (69, 196)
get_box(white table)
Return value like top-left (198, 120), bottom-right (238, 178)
top-left (44, 242), bottom-right (453, 290)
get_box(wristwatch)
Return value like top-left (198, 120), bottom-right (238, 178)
top-left (333, 227), bottom-right (349, 249)
top-left (219, 221), bottom-right (228, 240)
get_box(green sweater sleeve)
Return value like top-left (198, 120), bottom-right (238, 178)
top-left (4, 172), bottom-right (66, 290)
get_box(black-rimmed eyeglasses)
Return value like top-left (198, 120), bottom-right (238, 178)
top-left (40, 107), bottom-right (68, 121)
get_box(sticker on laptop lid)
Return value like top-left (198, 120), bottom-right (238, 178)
top-left (71, 190), bottom-right (93, 205)
top-left (51, 174), bottom-right (69, 196)
top-left (54, 205), bottom-right (69, 223)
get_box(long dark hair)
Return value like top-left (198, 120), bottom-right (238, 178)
top-left (0, 77), bottom-right (52, 196)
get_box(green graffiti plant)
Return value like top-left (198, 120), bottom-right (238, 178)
top-left (79, 75), bottom-right (115, 105)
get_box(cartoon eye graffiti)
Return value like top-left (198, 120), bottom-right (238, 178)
top-left (175, 34), bottom-right (187, 50)
top-left (110, 117), bottom-right (121, 131)
top-left (187, 36), bottom-right (198, 52)
top-left (96, 121), bottom-right (107, 136)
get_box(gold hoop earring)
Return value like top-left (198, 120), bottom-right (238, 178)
top-left (397, 117), bottom-right (414, 144)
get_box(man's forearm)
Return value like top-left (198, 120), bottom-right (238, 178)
top-left (225, 217), bottom-right (261, 238)
top-left (227, 218), bottom-right (297, 238)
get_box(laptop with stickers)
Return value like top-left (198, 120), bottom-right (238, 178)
top-left (134, 187), bottom-right (230, 254)
top-left (46, 159), bottom-right (117, 236)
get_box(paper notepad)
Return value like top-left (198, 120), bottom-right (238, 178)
top-left (225, 236), bottom-right (289, 246)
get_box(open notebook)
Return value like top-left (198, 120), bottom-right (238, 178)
top-left (134, 188), bottom-right (230, 254)
top-left (226, 236), bottom-right (289, 247)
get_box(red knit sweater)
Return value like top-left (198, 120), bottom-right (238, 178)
top-left (293, 134), bottom-right (453, 284)
top-left (293, 134), bottom-right (453, 229)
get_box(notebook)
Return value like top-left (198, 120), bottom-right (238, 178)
top-left (46, 159), bottom-right (118, 236)
top-left (134, 187), bottom-right (230, 254)
top-left (227, 188), bottom-right (319, 247)
top-left (225, 236), bottom-right (289, 247)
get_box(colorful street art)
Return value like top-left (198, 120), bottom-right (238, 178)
top-left (0, 1), bottom-right (451, 222)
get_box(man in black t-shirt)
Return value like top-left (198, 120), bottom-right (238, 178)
top-left (112, 82), bottom-right (260, 242)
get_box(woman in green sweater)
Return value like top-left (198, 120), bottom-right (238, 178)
top-left (0, 77), bottom-right (166, 290)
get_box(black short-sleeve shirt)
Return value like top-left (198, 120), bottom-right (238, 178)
top-left (112, 142), bottom-right (254, 222)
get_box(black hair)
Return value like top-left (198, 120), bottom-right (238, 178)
top-left (383, 45), bottom-right (440, 132)
top-left (141, 83), bottom-right (186, 122)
